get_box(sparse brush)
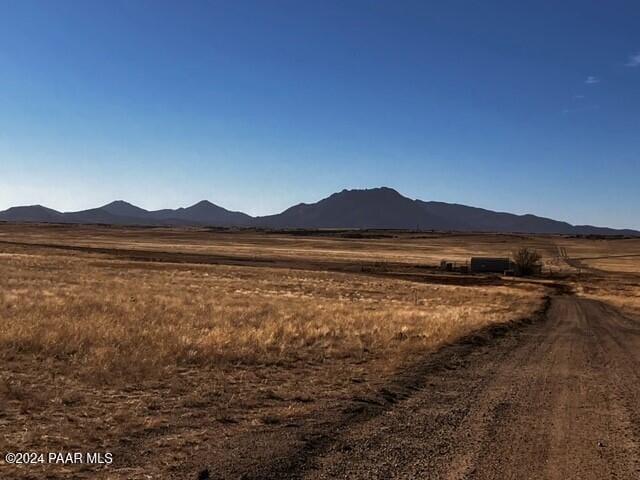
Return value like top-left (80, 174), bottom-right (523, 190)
top-left (512, 247), bottom-right (543, 276)
top-left (0, 243), bottom-right (545, 383)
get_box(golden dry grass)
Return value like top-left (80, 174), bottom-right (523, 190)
top-left (0, 225), bottom-right (576, 478)
top-left (550, 237), bottom-right (640, 313)
top-left (575, 272), bottom-right (640, 315)
top-left (581, 256), bottom-right (640, 273)
top-left (0, 223), bottom-right (561, 268)
top-left (0, 243), bottom-right (544, 384)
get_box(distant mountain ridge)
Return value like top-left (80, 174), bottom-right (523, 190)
top-left (0, 187), bottom-right (637, 235)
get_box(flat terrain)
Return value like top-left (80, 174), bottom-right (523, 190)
top-left (0, 224), bottom-right (639, 479)
top-left (299, 296), bottom-right (640, 480)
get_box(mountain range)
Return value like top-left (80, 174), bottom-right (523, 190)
top-left (0, 187), bottom-right (636, 235)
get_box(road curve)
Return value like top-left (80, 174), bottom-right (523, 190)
top-left (294, 297), bottom-right (640, 479)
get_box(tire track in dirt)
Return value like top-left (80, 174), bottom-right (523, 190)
top-left (257, 296), bottom-right (640, 480)
top-left (234, 300), bottom-right (548, 480)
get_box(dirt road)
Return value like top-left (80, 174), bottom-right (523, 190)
top-left (258, 296), bottom-right (640, 479)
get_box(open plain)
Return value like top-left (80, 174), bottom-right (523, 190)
top-left (0, 224), bottom-right (639, 479)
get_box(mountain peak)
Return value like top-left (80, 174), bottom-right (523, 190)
top-left (25, 204), bottom-right (51, 210)
top-left (104, 200), bottom-right (135, 207)
top-left (190, 200), bottom-right (215, 208)
top-left (256, 186), bottom-right (446, 230)
top-left (330, 186), bottom-right (405, 201)
top-left (0, 204), bottom-right (63, 222)
top-left (168, 200), bottom-right (250, 225)
top-left (339, 186), bottom-right (401, 195)
top-left (100, 200), bottom-right (149, 218)
top-left (9, 204), bottom-right (59, 212)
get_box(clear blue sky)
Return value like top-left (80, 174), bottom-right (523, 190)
top-left (1, 1), bottom-right (639, 228)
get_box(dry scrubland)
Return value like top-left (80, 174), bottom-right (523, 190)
top-left (3, 225), bottom-right (638, 478)
top-left (0, 223), bottom-right (561, 268)
top-left (574, 263), bottom-right (640, 315)
top-left (551, 237), bottom-right (640, 314)
top-left (578, 280), bottom-right (640, 315)
top-left (0, 247), bottom-right (543, 381)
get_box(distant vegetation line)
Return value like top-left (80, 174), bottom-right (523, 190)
top-left (0, 187), bottom-right (637, 235)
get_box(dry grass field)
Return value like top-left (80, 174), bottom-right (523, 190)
top-left (0, 241), bottom-right (544, 379)
top-left (551, 236), bottom-right (640, 314)
top-left (571, 261), bottom-right (640, 315)
top-left (1, 224), bottom-right (638, 478)
top-left (0, 223), bottom-right (562, 268)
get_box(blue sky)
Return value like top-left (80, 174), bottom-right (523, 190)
top-left (1, 0), bottom-right (639, 228)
